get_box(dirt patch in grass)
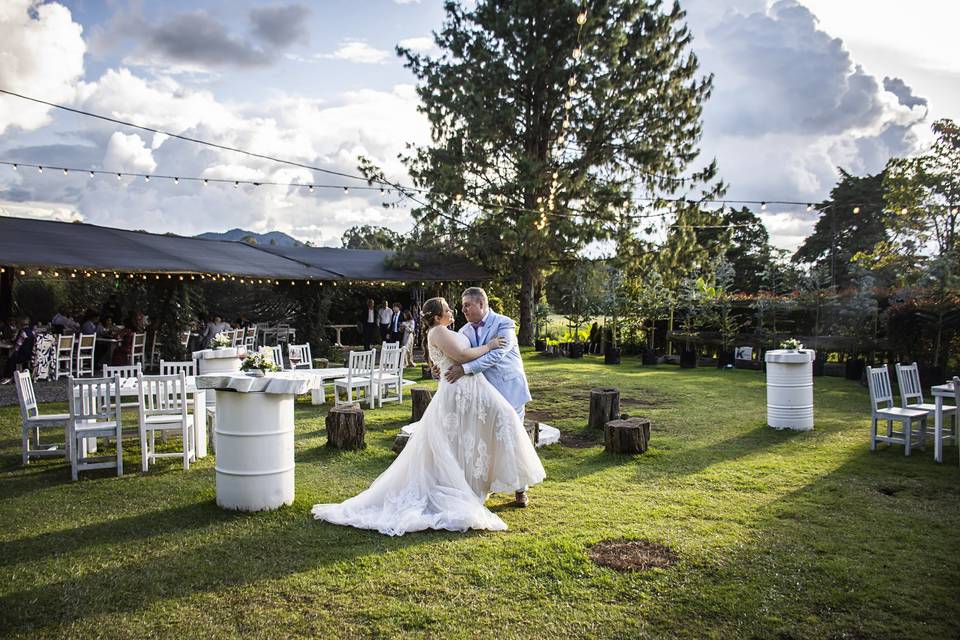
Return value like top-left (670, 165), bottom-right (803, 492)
top-left (877, 484), bottom-right (901, 496)
top-left (560, 428), bottom-right (603, 449)
top-left (589, 539), bottom-right (678, 572)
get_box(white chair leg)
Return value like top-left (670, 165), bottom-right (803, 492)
top-left (183, 425), bottom-right (190, 471)
top-left (870, 418), bottom-right (877, 450)
top-left (21, 424), bottom-right (29, 465)
top-left (904, 420), bottom-right (912, 456)
top-left (886, 420), bottom-right (893, 438)
top-left (116, 429), bottom-right (123, 477)
top-left (141, 430), bottom-right (148, 472)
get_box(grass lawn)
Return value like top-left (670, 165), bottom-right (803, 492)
top-left (1, 353), bottom-right (958, 639)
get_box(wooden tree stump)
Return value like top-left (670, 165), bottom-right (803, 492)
top-left (523, 419), bottom-right (539, 446)
top-left (392, 433), bottom-right (410, 454)
top-left (411, 388), bottom-right (434, 422)
top-left (421, 365), bottom-right (434, 380)
top-left (604, 417), bottom-right (651, 454)
top-left (589, 387), bottom-right (621, 429)
top-left (326, 404), bottom-right (366, 450)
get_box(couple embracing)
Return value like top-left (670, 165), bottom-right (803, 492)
top-left (312, 287), bottom-right (545, 536)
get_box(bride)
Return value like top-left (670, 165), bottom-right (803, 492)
top-left (312, 297), bottom-right (545, 536)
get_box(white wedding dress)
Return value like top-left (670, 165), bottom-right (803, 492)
top-left (311, 331), bottom-right (546, 536)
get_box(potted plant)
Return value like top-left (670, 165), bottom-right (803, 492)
top-left (240, 352), bottom-right (281, 377)
top-left (780, 338), bottom-right (803, 352)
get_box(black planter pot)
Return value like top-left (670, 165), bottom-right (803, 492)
top-left (680, 348), bottom-right (698, 369)
top-left (844, 358), bottom-right (865, 381)
top-left (604, 346), bottom-right (622, 365)
top-left (568, 342), bottom-right (584, 359)
top-left (641, 349), bottom-right (658, 365)
top-left (534, 339), bottom-right (546, 352)
top-left (717, 349), bottom-right (736, 368)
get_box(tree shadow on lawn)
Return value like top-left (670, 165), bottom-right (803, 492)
top-left (652, 446), bottom-right (960, 638)
top-left (0, 497), bottom-right (480, 632)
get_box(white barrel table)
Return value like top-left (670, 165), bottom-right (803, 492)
top-left (196, 372), bottom-right (321, 512)
top-left (764, 349), bottom-right (816, 431)
top-left (192, 348), bottom-right (247, 457)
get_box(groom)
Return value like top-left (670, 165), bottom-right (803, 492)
top-left (444, 287), bottom-right (534, 507)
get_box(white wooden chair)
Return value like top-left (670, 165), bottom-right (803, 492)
top-left (131, 332), bottom-right (146, 366)
top-left (180, 331), bottom-right (191, 352)
top-left (76, 333), bottom-right (96, 377)
top-left (54, 333), bottom-right (75, 379)
top-left (380, 341), bottom-right (400, 362)
top-left (67, 374), bottom-right (123, 480)
top-left (104, 363), bottom-right (142, 408)
top-left (160, 359), bottom-right (197, 377)
top-left (374, 346), bottom-right (405, 407)
top-left (896, 361), bottom-right (958, 448)
top-left (270, 345), bottom-right (284, 369)
top-left (137, 371), bottom-right (195, 471)
top-left (287, 343), bottom-right (312, 369)
top-left (231, 329), bottom-right (244, 348)
top-left (866, 365), bottom-right (929, 455)
top-left (147, 330), bottom-right (161, 370)
top-left (14, 370), bottom-right (70, 464)
top-left (244, 326), bottom-right (257, 350)
top-left (334, 349), bottom-right (376, 409)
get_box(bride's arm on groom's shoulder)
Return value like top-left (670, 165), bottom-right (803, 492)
top-left (462, 318), bottom-right (515, 375)
top-left (429, 326), bottom-right (505, 365)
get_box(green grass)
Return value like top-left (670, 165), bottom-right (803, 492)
top-left (1, 353), bottom-right (958, 639)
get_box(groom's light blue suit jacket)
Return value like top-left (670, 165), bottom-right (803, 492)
top-left (460, 309), bottom-right (532, 411)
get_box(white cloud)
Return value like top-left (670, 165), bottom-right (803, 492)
top-left (398, 36), bottom-right (435, 52)
top-left (103, 132), bottom-right (157, 173)
top-left (0, 0), bottom-right (85, 134)
top-left (393, 0), bottom-right (422, 4)
top-left (0, 200), bottom-right (83, 223)
top-left (319, 40), bottom-right (391, 65)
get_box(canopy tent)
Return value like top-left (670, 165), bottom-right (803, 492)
top-left (0, 216), bottom-right (488, 282)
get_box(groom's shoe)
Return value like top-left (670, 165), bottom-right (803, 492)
top-left (514, 490), bottom-right (529, 508)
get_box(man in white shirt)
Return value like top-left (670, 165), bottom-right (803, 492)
top-left (362, 299), bottom-right (376, 350)
top-left (377, 300), bottom-right (393, 342)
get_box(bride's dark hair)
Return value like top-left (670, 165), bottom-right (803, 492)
top-left (420, 297), bottom-right (446, 331)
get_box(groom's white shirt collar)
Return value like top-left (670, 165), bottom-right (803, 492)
top-left (479, 308), bottom-right (492, 324)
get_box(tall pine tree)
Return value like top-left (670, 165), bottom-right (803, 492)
top-left (388, 0), bottom-right (717, 344)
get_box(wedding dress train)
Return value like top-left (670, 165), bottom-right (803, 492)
top-left (311, 332), bottom-right (545, 536)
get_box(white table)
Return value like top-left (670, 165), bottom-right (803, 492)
top-left (325, 324), bottom-right (355, 348)
top-left (931, 382), bottom-right (957, 463)
top-left (197, 372), bottom-right (321, 512)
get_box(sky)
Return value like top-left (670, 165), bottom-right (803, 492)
top-left (0, 0), bottom-right (956, 253)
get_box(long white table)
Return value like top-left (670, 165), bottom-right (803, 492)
top-left (931, 382), bottom-right (957, 463)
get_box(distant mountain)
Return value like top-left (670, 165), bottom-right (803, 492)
top-left (195, 228), bottom-right (306, 247)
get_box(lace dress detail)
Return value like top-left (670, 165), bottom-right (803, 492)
top-left (312, 329), bottom-right (545, 536)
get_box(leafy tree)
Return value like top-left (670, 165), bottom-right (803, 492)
top-left (793, 168), bottom-right (890, 288)
top-left (545, 260), bottom-right (606, 338)
top-left (341, 225), bottom-right (403, 251)
top-left (380, 0), bottom-right (719, 345)
top-left (722, 207), bottom-right (771, 292)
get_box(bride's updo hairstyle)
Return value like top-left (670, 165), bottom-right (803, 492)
top-left (420, 297), bottom-right (447, 331)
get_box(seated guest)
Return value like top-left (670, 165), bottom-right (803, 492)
top-left (1, 316), bottom-right (35, 384)
top-left (0, 316), bottom-right (16, 341)
top-left (80, 309), bottom-right (104, 336)
top-left (51, 307), bottom-right (79, 334)
top-left (112, 313), bottom-right (144, 366)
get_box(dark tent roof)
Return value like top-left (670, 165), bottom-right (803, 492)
top-left (0, 216), bottom-right (488, 282)
top-left (258, 245), bottom-right (490, 282)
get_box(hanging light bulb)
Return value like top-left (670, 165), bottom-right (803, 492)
top-left (234, 181), bottom-right (239, 188)
top-left (144, 175), bottom-right (150, 182)
top-left (572, 47), bottom-right (582, 59)
top-left (63, 168), bottom-right (68, 175)
top-left (568, 75), bottom-right (577, 88)
top-left (89, 170), bottom-right (95, 178)
top-left (117, 173), bottom-right (122, 181)
top-left (380, 187), bottom-right (385, 197)
top-left (37, 166), bottom-right (43, 174)
top-left (760, 202), bottom-right (767, 211)
top-left (11, 164), bottom-right (17, 171)
top-left (806, 203), bottom-right (813, 212)
top-left (203, 179), bottom-right (209, 186)
top-left (577, 10), bottom-right (587, 25)
top-left (343, 186), bottom-right (349, 195)
top-left (455, 193), bottom-right (463, 202)
top-left (174, 177), bottom-right (179, 184)
top-left (309, 185), bottom-right (314, 193)
top-left (564, 100), bottom-right (572, 110)
top-left (901, 207), bottom-right (908, 215)
top-left (852, 206), bottom-right (861, 214)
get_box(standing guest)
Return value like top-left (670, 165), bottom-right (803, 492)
top-left (361, 299), bottom-right (376, 351)
top-left (377, 300), bottom-right (393, 343)
top-left (201, 315), bottom-right (231, 347)
top-left (389, 302), bottom-right (403, 342)
top-left (1, 316), bottom-right (35, 384)
top-left (400, 310), bottom-right (416, 367)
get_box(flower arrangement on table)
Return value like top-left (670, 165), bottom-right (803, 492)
top-left (780, 338), bottom-right (804, 351)
top-left (240, 352), bottom-right (281, 376)
top-left (210, 331), bottom-right (233, 349)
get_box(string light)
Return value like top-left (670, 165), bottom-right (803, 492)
top-left (343, 186), bottom-right (349, 195)
top-left (174, 177), bottom-right (179, 184)
top-left (62, 168), bottom-right (68, 175)
top-left (806, 204), bottom-right (813, 212)
top-left (577, 10), bottom-right (587, 25)
top-left (852, 206), bottom-right (860, 214)
top-left (760, 202), bottom-right (767, 211)
top-left (37, 166), bottom-right (43, 174)
top-left (144, 175), bottom-right (150, 182)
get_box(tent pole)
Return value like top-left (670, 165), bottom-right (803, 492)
top-left (0, 268), bottom-right (12, 320)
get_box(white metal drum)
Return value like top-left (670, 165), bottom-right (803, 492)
top-left (765, 349), bottom-right (815, 431)
top-left (193, 348), bottom-right (244, 375)
top-left (213, 391), bottom-right (295, 511)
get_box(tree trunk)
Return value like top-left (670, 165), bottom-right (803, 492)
top-left (518, 262), bottom-right (537, 346)
top-left (604, 417), bottom-right (650, 454)
top-left (589, 387), bottom-right (621, 429)
top-left (325, 404), bottom-right (366, 450)
top-left (411, 387), bottom-right (433, 422)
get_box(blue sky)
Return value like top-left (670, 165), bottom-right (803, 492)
top-left (0, 0), bottom-right (955, 251)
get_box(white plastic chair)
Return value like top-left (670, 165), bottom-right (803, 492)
top-left (866, 365), bottom-right (929, 455)
top-left (137, 371), bottom-right (195, 471)
top-left (374, 346), bottom-right (405, 408)
top-left (270, 345), bottom-right (284, 370)
top-left (160, 359), bottom-right (197, 377)
top-left (244, 326), bottom-right (257, 350)
top-left (896, 362), bottom-right (957, 449)
top-left (104, 363), bottom-right (142, 408)
top-left (231, 329), bottom-right (243, 348)
top-left (54, 334), bottom-right (75, 379)
top-left (334, 349), bottom-right (376, 408)
top-left (131, 332), bottom-right (146, 366)
top-left (380, 341), bottom-right (400, 362)
top-left (287, 343), bottom-right (312, 370)
top-left (76, 333), bottom-right (96, 377)
top-left (14, 370), bottom-right (70, 464)
top-left (67, 374), bottom-right (123, 481)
